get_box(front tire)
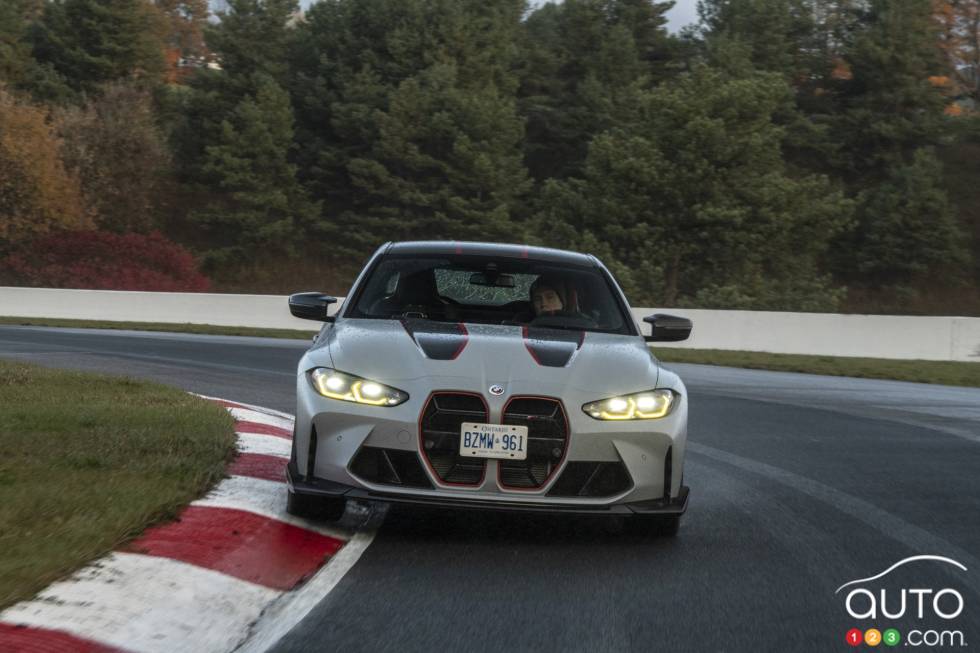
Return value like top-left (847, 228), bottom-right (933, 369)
top-left (286, 489), bottom-right (346, 522)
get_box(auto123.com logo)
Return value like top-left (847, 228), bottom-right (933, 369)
top-left (838, 555), bottom-right (968, 648)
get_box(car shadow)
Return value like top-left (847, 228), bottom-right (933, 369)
top-left (364, 502), bottom-right (680, 546)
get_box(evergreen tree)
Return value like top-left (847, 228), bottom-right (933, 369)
top-left (193, 75), bottom-right (319, 262)
top-left (538, 65), bottom-right (851, 309)
top-left (695, 0), bottom-right (854, 174)
top-left (170, 0), bottom-right (313, 260)
top-left (518, 0), bottom-right (675, 181)
top-left (702, 0), bottom-right (967, 293)
top-left (29, 0), bottom-right (167, 98)
top-left (838, 0), bottom-right (948, 172)
top-left (853, 148), bottom-right (965, 286)
top-left (171, 0), bottom-right (298, 180)
top-left (345, 62), bottom-right (529, 244)
top-left (291, 0), bottom-right (530, 250)
top-left (698, 0), bottom-right (817, 81)
top-left (205, 0), bottom-right (296, 88)
top-left (0, 0), bottom-right (39, 86)
top-left (831, 0), bottom-right (964, 287)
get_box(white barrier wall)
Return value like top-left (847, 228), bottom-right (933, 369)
top-left (629, 308), bottom-right (980, 362)
top-left (1, 286), bottom-right (978, 362)
top-left (0, 287), bottom-right (325, 331)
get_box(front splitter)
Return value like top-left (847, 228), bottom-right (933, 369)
top-left (287, 462), bottom-right (689, 517)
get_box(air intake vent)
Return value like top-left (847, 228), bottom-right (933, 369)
top-left (350, 447), bottom-right (433, 489)
top-left (547, 461), bottom-right (632, 497)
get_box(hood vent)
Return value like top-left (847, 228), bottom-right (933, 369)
top-left (401, 319), bottom-right (469, 360)
top-left (522, 327), bottom-right (584, 368)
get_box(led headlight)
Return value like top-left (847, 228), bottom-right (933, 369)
top-left (582, 389), bottom-right (676, 420)
top-left (309, 368), bottom-right (408, 406)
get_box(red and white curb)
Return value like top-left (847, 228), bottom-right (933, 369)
top-left (0, 396), bottom-right (375, 653)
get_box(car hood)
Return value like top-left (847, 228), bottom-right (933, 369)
top-left (312, 319), bottom-right (659, 395)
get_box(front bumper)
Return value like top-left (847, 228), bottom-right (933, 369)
top-left (295, 388), bottom-right (689, 505)
top-left (287, 461), bottom-right (690, 516)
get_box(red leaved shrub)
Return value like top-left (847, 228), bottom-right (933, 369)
top-left (0, 230), bottom-right (210, 292)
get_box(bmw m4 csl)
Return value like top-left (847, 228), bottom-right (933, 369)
top-left (286, 241), bottom-right (693, 535)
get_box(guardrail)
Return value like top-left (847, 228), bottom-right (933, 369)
top-left (1, 286), bottom-right (977, 362)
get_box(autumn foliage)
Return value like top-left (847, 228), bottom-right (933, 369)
top-left (935, 0), bottom-right (980, 105)
top-left (0, 88), bottom-right (91, 245)
top-left (0, 231), bottom-right (210, 292)
top-left (56, 82), bottom-right (172, 234)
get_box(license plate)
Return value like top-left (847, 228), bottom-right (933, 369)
top-left (459, 423), bottom-right (529, 460)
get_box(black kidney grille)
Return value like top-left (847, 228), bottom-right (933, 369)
top-left (499, 397), bottom-right (568, 489)
top-left (547, 461), bottom-right (632, 497)
top-left (420, 393), bottom-right (487, 485)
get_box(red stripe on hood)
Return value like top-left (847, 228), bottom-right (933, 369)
top-left (450, 323), bottom-right (468, 359)
top-left (522, 326), bottom-right (543, 365)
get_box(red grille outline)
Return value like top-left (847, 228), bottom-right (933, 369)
top-left (497, 395), bottom-right (570, 492)
top-left (418, 391), bottom-right (489, 488)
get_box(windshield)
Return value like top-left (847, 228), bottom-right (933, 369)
top-left (346, 255), bottom-right (634, 335)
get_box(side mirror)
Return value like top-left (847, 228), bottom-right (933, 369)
top-left (643, 314), bottom-right (692, 342)
top-left (289, 292), bottom-right (338, 322)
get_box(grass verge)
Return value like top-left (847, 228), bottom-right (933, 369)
top-left (0, 315), bottom-right (316, 339)
top-left (653, 347), bottom-right (980, 388)
top-left (0, 361), bottom-right (236, 609)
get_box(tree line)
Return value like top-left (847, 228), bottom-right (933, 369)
top-left (1, 0), bottom-right (978, 312)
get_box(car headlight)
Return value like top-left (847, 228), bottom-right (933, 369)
top-left (309, 368), bottom-right (408, 406)
top-left (582, 389), bottom-right (676, 420)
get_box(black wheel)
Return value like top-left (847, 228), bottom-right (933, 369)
top-left (626, 514), bottom-right (682, 537)
top-left (286, 489), bottom-right (346, 522)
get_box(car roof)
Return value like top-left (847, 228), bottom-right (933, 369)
top-left (385, 241), bottom-right (596, 267)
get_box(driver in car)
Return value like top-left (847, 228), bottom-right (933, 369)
top-left (531, 281), bottom-right (565, 316)
top-left (528, 277), bottom-right (598, 328)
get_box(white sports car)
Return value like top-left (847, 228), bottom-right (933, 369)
top-left (286, 241), bottom-right (692, 534)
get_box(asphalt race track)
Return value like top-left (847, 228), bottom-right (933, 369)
top-left (2, 325), bottom-right (978, 652)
